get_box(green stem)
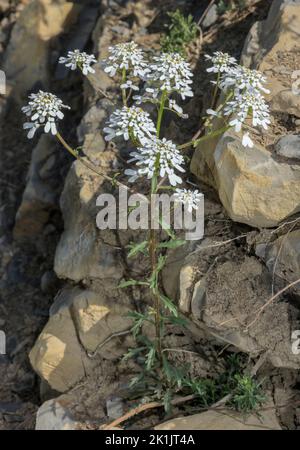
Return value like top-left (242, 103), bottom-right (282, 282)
top-left (121, 68), bottom-right (127, 107)
top-left (211, 71), bottom-right (221, 109)
top-left (149, 159), bottom-right (163, 362)
top-left (156, 90), bottom-right (167, 138)
top-left (178, 125), bottom-right (231, 149)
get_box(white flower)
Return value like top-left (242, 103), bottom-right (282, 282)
top-left (148, 53), bottom-right (193, 99)
top-left (220, 65), bottom-right (270, 94)
top-left (132, 87), bottom-right (160, 106)
top-left (242, 132), bottom-right (254, 148)
top-left (224, 91), bottom-right (271, 142)
top-left (103, 106), bottom-right (156, 144)
top-left (59, 49), bottom-right (97, 75)
top-left (102, 41), bottom-right (149, 78)
top-left (21, 91), bottom-right (70, 139)
top-left (206, 108), bottom-right (222, 118)
top-left (174, 188), bottom-right (203, 212)
top-left (120, 80), bottom-right (139, 91)
top-left (168, 99), bottom-right (188, 118)
top-left (125, 137), bottom-right (185, 186)
top-left (205, 52), bottom-right (237, 73)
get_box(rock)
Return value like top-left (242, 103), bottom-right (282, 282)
top-left (155, 404), bottom-right (281, 430)
top-left (13, 135), bottom-right (61, 240)
top-left (180, 255), bottom-right (300, 370)
top-left (35, 399), bottom-right (78, 430)
top-left (3, 0), bottom-right (82, 102)
top-left (40, 270), bottom-right (60, 295)
top-left (54, 150), bottom-right (124, 283)
top-left (30, 287), bottom-right (133, 392)
top-left (191, 0), bottom-right (300, 228)
top-left (264, 230), bottom-right (300, 295)
top-left (275, 135), bottom-right (300, 160)
top-left (241, 0), bottom-right (300, 117)
top-left (106, 397), bottom-right (123, 419)
top-left (192, 131), bottom-right (300, 228)
top-left (0, 0), bottom-right (9, 11)
top-left (0, 402), bottom-right (22, 414)
top-left (202, 4), bottom-right (218, 29)
top-left (29, 289), bottom-right (92, 393)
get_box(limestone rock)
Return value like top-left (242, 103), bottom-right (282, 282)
top-left (29, 288), bottom-right (93, 393)
top-left (202, 4), bottom-right (218, 29)
top-left (275, 135), bottom-right (300, 160)
top-left (264, 230), bottom-right (300, 295)
top-left (54, 146), bottom-right (124, 283)
top-left (30, 287), bottom-right (133, 392)
top-left (35, 399), bottom-right (78, 430)
top-left (155, 404), bottom-right (281, 430)
top-left (3, 0), bottom-right (81, 102)
top-left (13, 135), bottom-right (62, 239)
top-left (241, 0), bottom-right (300, 117)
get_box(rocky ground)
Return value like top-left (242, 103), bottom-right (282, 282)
top-left (0, 0), bottom-right (300, 430)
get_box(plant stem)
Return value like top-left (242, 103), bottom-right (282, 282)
top-left (149, 170), bottom-right (162, 362)
top-left (211, 71), bottom-right (221, 109)
top-left (121, 68), bottom-right (127, 107)
top-left (178, 125), bottom-right (230, 149)
top-left (149, 92), bottom-right (169, 361)
top-left (156, 90), bottom-right (167, 138)
top-left (149, 228), bottom-right (162, 361)
top-left (55, 132), bottom-right (146, 200)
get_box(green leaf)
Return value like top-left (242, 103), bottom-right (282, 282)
top-left (127, 311), bottom-right (149, 338)
top-left (158, 216), bottom-right (176, 240)
top-left (160, 294), bottom-right (178, 317)
top-left (157, 254), bottom-right (167, 272)
top-left (158, 239), bottom-right (186, 249)
top-left (129, 372), bottom-right (145, 388)
top-left (167, 315), bottom-right (188, 328)
top-left (146, 347), bottom-right (156, 371)
top-left (123, 346), bottom-right (147, 361)
top-left (118, 279), bottom-right (148, 288)
top-left (127, 241), bottom-right (148, 258)
top-left (163, 389), bottom-right (172, 414)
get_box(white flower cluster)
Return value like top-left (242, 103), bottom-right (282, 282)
top-left (102, 41), bottom-right (148, 78)
top-left (103, 106), bottom-right (156, 144)
top-left (220, 66), bottom-right (270, 94)
top-left (125, 137), bottom-right (185, 187)
top-left (224, 91), bottom-right (270, 147)
top-left (206, 50), bottom-right (271, 148)
top-left (22, 91), bottom-right (70, 139)
top-left (148, 53), bottom-right (193, 99)
top-left (174, 188), bottom-right (203, 212)
top-left (59, 49), bottom-right (97, 75)
top-left (205, 52), bottom-right (237, 74)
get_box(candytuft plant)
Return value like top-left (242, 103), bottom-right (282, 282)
top-left (160, 9), bottom-right (198, 54)
top-left (22, 43), bottom-right (270, 413)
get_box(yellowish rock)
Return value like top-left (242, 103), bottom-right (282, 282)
top-left (3, 0), bottom-right (81, 101)
top-left (155, 406), bottom-right (281, 430)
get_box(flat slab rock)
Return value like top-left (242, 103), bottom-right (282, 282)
top-left (155, 406), bottom-right (281, 430)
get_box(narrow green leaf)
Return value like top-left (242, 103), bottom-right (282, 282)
top-left (160, 294), bottom-right (178, 317)
top-left (146, 347), bottom-right (156, 371)
top-left (158, 239), bottom-right (186, 249)
top-left (118, 279), bottom-right (149, 288)
top-left (127, 241), bottom-right (148, 258)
